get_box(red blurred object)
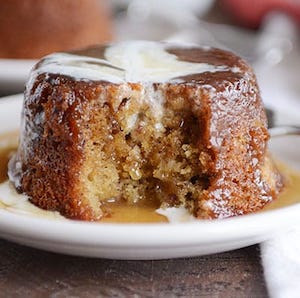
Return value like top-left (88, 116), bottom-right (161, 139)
top-left (221, 0), bottom-right (300, 29)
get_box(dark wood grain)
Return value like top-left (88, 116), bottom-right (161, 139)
top-left (0, 240), bottom-right (267, 298)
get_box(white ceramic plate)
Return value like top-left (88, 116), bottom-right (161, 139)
top-left (0, 59), bottom-right (37, 94)
top-left (0, 94), bottom-right (299, 260)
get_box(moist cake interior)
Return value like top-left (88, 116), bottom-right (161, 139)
top-left (82, 85), bottom-right (207, 216)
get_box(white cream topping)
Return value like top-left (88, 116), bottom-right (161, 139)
top-left (0, 181), bottom-right (64, 220)
top-left (156, 206), bottom-right (196, 223)
top-left (32, 41), bottom-right (239, 84)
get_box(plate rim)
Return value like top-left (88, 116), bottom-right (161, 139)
top-left (0, 201), bottom-right (300, 247)
top-left (0, 93), bottom-right (300, 257)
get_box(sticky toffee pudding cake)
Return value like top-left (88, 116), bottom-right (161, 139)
top-left (0, 0), bottom-right (112, 59)
top-left (8, 41), bottom-right (283, 220)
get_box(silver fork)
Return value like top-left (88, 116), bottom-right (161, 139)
top-left (269, 126), bottom-right (300, 137)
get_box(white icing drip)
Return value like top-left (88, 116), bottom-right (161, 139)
top-left (0, 181), bottom-right (64, 219)
top-left (7, 155), bottom-right (21, 189)
top-left (141, 82), bottom-right (165, 119)
top-left (34, 53), bottom-right (125, 84)
top-left (32, 41), bottom-right (240, 84)
top-left (156, 207), bottom-right (196, 223)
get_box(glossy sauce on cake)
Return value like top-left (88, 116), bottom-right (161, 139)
top-left (9, 41), bottom-right (283, 220)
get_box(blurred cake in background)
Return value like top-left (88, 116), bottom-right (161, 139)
top-left (220, 0), bottom-right (300, 29)
top-left (0, 0), bottom-right (113, 59)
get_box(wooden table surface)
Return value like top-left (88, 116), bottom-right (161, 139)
top-left (0, 239), bottom-right (268, 297)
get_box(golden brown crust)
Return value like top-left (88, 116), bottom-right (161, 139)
top-left (10, 75), bottom-right (110, 219)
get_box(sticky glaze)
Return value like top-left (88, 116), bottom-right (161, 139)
top-left (31, 41), bottom-right (241, 84)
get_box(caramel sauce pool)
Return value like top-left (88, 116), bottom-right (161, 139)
top-left (0, 132), bottom-right (299, 223)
